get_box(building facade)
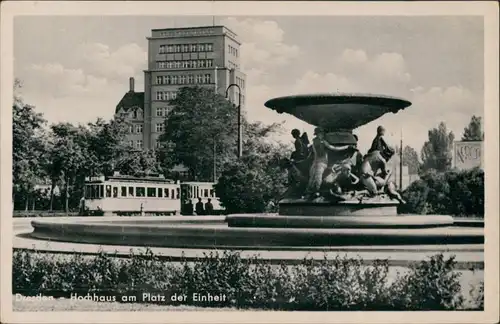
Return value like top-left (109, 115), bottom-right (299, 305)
top-left (114, 25), bottom-right (247, 151)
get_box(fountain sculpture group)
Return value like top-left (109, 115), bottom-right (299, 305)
top-left (27, 93), bottom-right (484, 251)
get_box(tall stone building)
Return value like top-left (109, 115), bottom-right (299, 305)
top-left (115, 25), bottom-right (247, 151)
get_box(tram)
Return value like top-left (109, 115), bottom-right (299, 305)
top-left (84, 174), bottom-right (180, 216)
top-left (180, 181), bottom-right (224, 215)
top-left (84, 174), bottom-right (225, 216)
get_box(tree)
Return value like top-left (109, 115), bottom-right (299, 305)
top-left (402, 145), bottom-right (421, 175)
top-left (215, 121), bottom-right (289, 213)
top-left (421, 122), bottom-right (455, 172)
top-left (462, 115), bottom-right (484, 141)
top-left (157, 86), bottom-right (240, 181)
top-left (12, 79), bottom-right (49, 210)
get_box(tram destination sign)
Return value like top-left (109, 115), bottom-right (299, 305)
top-left (453, 141), bottom-right (483, 170)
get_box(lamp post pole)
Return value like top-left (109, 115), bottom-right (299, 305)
top-left (225, 83), bottom-right (242, 158)
top-left (399, 128), bottom-right (403, 190)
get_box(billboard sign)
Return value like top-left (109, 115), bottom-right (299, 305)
top-left (453, 141), bottom-right (483, 170)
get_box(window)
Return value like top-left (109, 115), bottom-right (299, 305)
top-left (192, 60), bottom-right (198, 68)
top-left (136, 187), bottom-right (145, 197)
top-left (171, 76), bottom-right (178, 84)
top-left (182, 44), bottom-right (189, 52)
top-left (112, 187), bottom-right (118, 198)
top-left (176, 188), bottom-right (180, 199)
top-left (171, 92), bottom-right (177, 99)
top-left (187, 75), bottom-right (194, 84)
top-left (136, 140), bottom-right (143, 149)
top-left (203, 74), bottom-right (211, 83)
top-left (210, 189), bottom-right (215, 197)
top-left (198, 44), bottom-right (205, 52)
top-left (128, 187), bottom-right (135, 197)
top-left (167, 61), bottom-right (174, 69)
top-left (135, 125), bottom-right (143, 133)
top-left (121, 186), bottom-right (127, 197)
top-left (159, 45), bottom-right (166, 54)
top-left (179, 75), bottom-right (186, 84)
top-left (206, 60), bottom-right (213, 68)
top-left (204, 189), bottom-right (209, 197)
top-left (191, 44), bottom-right (197, 52)
top-left (167, 45), bottom-right (174, 53)
top-left (106, 185), bottom-right (112, 197)
top-left (182, 61), bottom-right (189, 68)
top-left (163, 76), bottom-right (171, 84)
top-left (147, 187), bottom-right (157, 197)
top-left (156, 91), bottom-right (164, 100)
top-left (199, 60), bottom-right (206, 68)
top-left (155, 140), bottom-right (162, 149)
top-left (156, 123), bottom-right (164, 133)
top-left (175, 45), bottom-right (181, 53)
top-left (206, 43), bottom-right (213, 51)
top-left (158, 62), bottom-right (166, 69)
top-left (128, 125), bottom-right (133, 133)
top-left (156, 76), bottom-right (163, 84)
top-left (196, 75), bottom-right (203, 84)
top-left (135, 110), bottom-right (143, 120)
top-left (158, 188), bottom-right (163, 197)
top-left (156, 107), bottom-right (164, 117)
top-left (174, 61), bottom-right (181, 68)
top-left (164, 188), bottom-right (170, 198)
top-left (235, 49), bottom-right (238, 57)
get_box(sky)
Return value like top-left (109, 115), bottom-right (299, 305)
top-left (14, 15), bottom-right (484, 154)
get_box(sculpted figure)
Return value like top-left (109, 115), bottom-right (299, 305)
top-left (306, 128), bottom-right (353, 199)
top-left (290, 129), bottom-right (310, 162)
top-left (331, 163), bottom-right (361, 195)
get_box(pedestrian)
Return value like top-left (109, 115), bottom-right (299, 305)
top-left (205, 198), bottom-right (214, 215)
top-left (195, 198), bottom-right (205, 215)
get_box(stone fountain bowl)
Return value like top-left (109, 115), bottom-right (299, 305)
top-left (264, 93), bottom-right (412, 131)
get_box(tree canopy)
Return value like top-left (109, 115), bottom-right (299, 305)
top-left (421, 122), bottom-right (455, 172)
top-left (402, 145), bottom-right (421, 175)
top-left (462, 115), bottom-right (484, 141)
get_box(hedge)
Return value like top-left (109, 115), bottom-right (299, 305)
top-left (400, 167), bottom-right (484, 217)
top-left (12, 250), bottom-right (482, 310)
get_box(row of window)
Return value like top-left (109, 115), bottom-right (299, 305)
top-left (129, 125), bottom-right (143, 134)
top-left (129, 140), bottom-right (143, 149)
top-left (156, 106), bottom-right (172, 117)
top-left (157, 59), bottom-right (214, 70)
top-left (155, 74), bottom-right (213, 86)
top-left (228, 61), bottom-right (239, 70)
top-left (228, 44), bottom-right (239, 57)
top-left (235, 76), bottom-right (246, 90)
top-left (159, 43), bottom-right (214, 54)
top-left (85, 184), bottom-right (180, 199)
top-left (155, 91), bottom-right (179, 101)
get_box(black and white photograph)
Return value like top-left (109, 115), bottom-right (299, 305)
top-left (1, 1), bottom-right (498, 323)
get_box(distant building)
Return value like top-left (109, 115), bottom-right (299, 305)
top-left (453, 141), bottom-right (483, 170)
top-left (388, 155), bottom-right (420, 191)
top-left (115, 25), bottom-right (247, 151)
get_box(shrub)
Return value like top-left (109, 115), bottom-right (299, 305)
top-left (12, 249), bottom-right (481, 310)
top-left (400, 167), bottom-right (484, 217)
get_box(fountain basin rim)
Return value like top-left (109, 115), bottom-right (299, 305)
top-left (264, 93), bottom-right (412, 111)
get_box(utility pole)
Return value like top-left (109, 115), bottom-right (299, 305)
top-left (399, 128), bottom-right (403, 190)
top-left (213, 139), bottom-right (216, 182)
top-left (225, 84), bottom-right (242, 158)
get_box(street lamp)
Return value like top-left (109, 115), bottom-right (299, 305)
top-left (225, 83), bottom-right (242, 158)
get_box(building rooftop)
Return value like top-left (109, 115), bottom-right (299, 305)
top-left (115, 91), bottom-right (144, 114)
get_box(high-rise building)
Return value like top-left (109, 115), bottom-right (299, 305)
top-left (115, 25), bottom-right (246, 151)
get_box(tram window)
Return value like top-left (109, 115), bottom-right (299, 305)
top-left (106, 185), bottom-right (112, 198)
top-left (136, 187), bottom-right (145, 197)
top-left (210, 189), bottom-right (215, 197)
top-left (84, 186), bottom-right (90, 199)
top-left (164, 188), bottom-right (170, 198)
top-left (128, 187), bottom-right (134, 197)
top-left (90, 185), bottom-right (96, 198)
top-left (176, 188), bottom-right (180, 199)
top-left (99, 185), bottom-right (104, 198)
top-left (113, 187), bottom-right (118, 198)
top-left (171, 189), bottom-right (175, 199)
top-left (147, 188), bottom-right (156, 197)
top-left (121, 186), bottom-right (127, 197)
top-left (204, 189), bottom-right (209, 197)
top-left (158, 188), bottom-right (163, 198)
top-left (181, 188), bottom-right (187, 199)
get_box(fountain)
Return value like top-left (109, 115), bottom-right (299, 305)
top-left (24, 93), bottom-right (483, 258)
